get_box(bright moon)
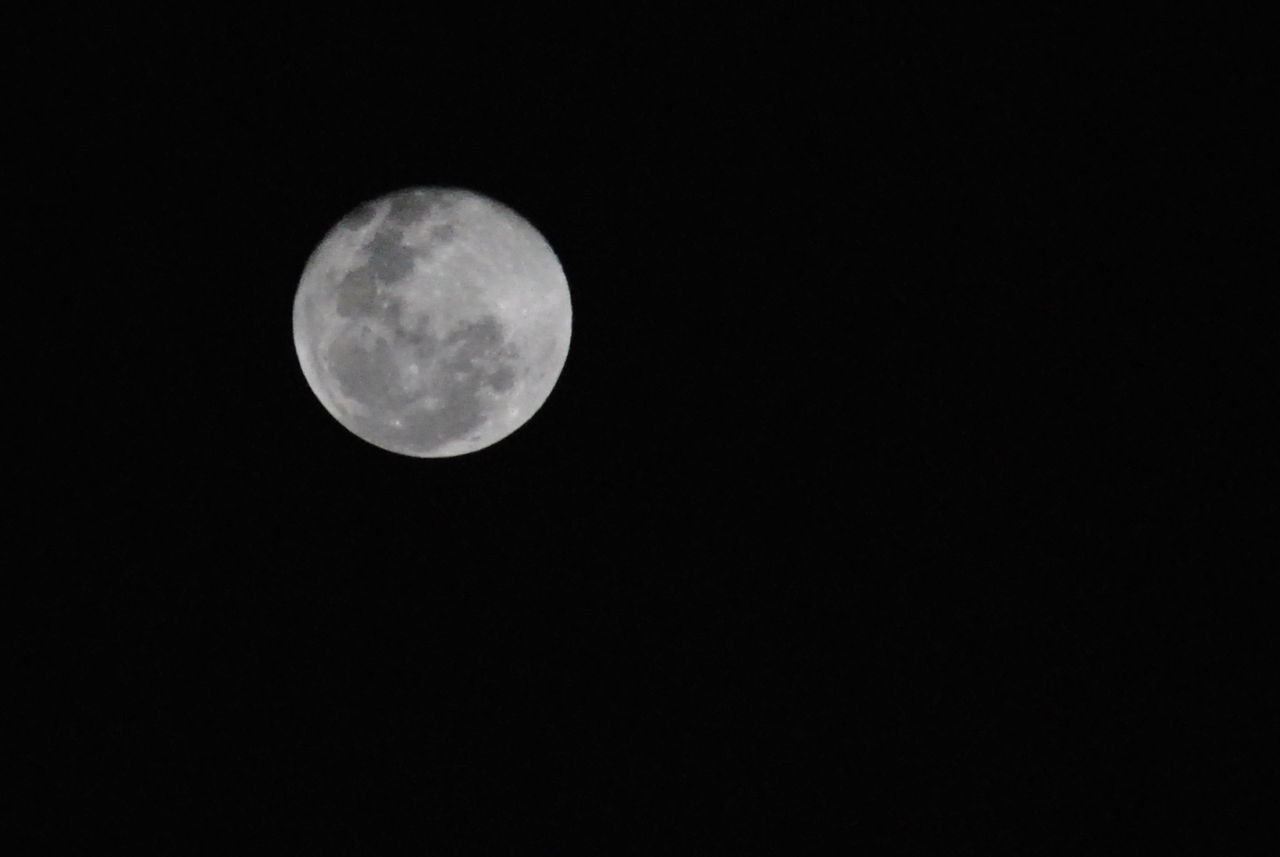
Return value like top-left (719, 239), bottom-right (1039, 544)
top-left (292, 187), bottom-right (572, 457)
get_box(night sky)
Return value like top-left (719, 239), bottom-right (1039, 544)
top-left (15, 10), bottom-right (1269, 853)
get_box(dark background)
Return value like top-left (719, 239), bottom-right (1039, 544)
top-left (14, 9), bottom-right (1271, 853)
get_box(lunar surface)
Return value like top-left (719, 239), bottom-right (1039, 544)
top-left (292, 187), bottom-right (572, 457)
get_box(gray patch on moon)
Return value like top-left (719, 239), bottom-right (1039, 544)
top-left (397, 318), bottom-right (435, 347)
top-left (328, 331), bottom-right (409, 410)
top-left (333, 225), bottom-right (414, 318)
top-left (413, 222), bottom-right (458, 266)
top-left (486, 365), bottom-right (516, 392)
top-left (365, 233), bottom-right (415, 283)
top-left (396, 387), bottom-right (485, 450)
top-left (335, 268), bottom-right (379, 318)
top-left (386, 189), bottom-right (446, 227)
top-left (444, 315), bottom-right (503, 353)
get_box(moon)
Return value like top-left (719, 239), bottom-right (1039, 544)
top-left (292, 187), bottom-right (572, 457)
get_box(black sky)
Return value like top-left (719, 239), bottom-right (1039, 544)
top-left (14, 10), bottom-right (1271, 853)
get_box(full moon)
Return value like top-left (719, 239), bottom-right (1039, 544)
top-left (292, 187), bottom-right (572, 457)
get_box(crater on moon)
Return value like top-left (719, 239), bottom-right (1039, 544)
top-left (293, 187), bottom-right (572, 457)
